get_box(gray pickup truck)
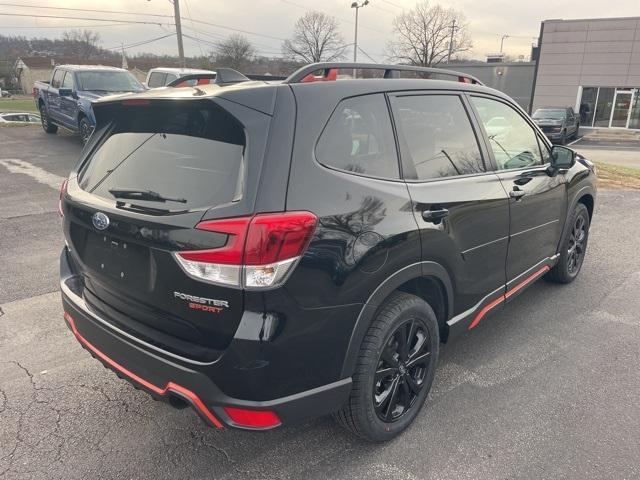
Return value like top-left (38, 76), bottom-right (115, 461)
top-left (33, 65), bottom-right (144, 143)
top-left (532, 106), bottom-right (580, 145)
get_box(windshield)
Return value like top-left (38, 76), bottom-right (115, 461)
top-left (78, 103), bottom-right (246, 211)
top-left (533, 109), bottom-right (565, 120)
top-left (76, 71), bottom-right (144, 92)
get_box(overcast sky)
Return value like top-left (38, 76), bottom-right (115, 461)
top-left (2, 0), bottom-right (640, 61)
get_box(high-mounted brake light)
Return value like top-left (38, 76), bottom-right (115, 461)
top-left (121, 99), bottom-right (150, 106)
top-left (58, 179), bottom-right (68, 217)
top-left (458, 76), bottom-right (472, 84)
top-left (174, 212), bottom-right (317, 289)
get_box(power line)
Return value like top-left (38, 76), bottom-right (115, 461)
top-left (0, 12), bottom-right (170, 26)
top-left (0, 23), bottom-right (136, 29)
top-left (0, 3), bottom-right (286, 42)
top-left (0, 3), bottom-right (174, 19)
top-left (105, 33), bottom-right (176, 51)
top-left (183, 0), bottom-right (204, 57)
top-left (379, 0), bottom-right (403, 8)
top-left (279, 0), bottom-right (387, 34)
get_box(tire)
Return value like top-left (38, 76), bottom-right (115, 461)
top-left (39, 104), bottom-right (58, 134)
top-left (79, 117), bottom-right (93, 145)
top-left (559, 131), bottom-right (566, 145)
top-left (334, 292), bottom-right (440, 442)
top-left (573, 124), bottom-right (580, 140)
top-left (545, 203), bottom-right (590, 284)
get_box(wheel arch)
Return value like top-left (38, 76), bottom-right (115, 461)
top-left (557, 185), bottom-right (595, 254)
top-left (339, 261), bottom-right (453, 378)
top-left (577, 192), bottom-right (594, 221)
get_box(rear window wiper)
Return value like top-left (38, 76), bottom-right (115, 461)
top-left (108, 188), bottom-right (187, 203)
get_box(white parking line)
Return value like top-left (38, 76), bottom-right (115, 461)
top-left (567, 137), bottom-right (582, 146)
top-left (0, 158), bottom-right (64, 190)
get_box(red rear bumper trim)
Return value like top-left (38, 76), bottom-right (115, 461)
top-left (63, 311), bottom-right (223, 428)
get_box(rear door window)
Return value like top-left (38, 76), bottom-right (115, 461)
top-left (51, 69), bottom-right (64, 88)
top-left (391, 94), bottom-right (485, 180)
top-left (315, 94), bottom-right (399, 179)
top-left (147, 72), bottom-right (167, 88)
top-left (78, 102), bottom-right (246, 211)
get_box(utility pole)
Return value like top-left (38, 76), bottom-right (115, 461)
top-left (447, 19), bottom-right (456, 63)
top-left (172, 0), bottom-right (185, 68)
top-left (351, 1), bottom-right (369, 77)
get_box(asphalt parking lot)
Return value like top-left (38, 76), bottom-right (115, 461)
top-left (1, 126), bottom-right (640, 480)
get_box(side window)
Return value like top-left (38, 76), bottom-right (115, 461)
top-left (165, 73), bottom-right (178, 85)
top-left (51, 69), bottom-right (65, 89)
top-left (316, 94), bottom-right (399, 179)
top-left (391, 94), bottom-right (485, 180)
top-left (147, 72), bottom-right (166, 88)
top-left (471, 96), bottom-right (543, 171)
top-left (61, 72), bottom-right (74, 89)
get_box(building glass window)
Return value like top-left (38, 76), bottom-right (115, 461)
top-left (593, 88), bottom-right (615, 127)
top-left (579, 87), bottom-right (598, 127)
top-left (629, 92), bottom-right (640, 130)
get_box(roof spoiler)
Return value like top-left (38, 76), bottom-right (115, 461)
top-left (166, 68), bottom-right (251, 88)
top-left (284, 62), bottom-right (483, 86)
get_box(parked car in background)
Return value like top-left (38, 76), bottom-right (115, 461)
top-left (58, 62), bottom-right (596, 443)
top-left (145, 67), bottom-right (215, 88)
top-left (33, 65), bottom-right (145, 143)
top-left (0, 112), bottom-right (40, 124)
top-left (532, 107), bottom-right (579, 144)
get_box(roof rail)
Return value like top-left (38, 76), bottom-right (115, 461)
top-left (284, 62), bottom-right (484, 86)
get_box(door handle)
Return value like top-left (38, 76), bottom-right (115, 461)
top-left (509, 187), bottom-right (526, 199)
top-left (421, 208), bottom-right (449, 224)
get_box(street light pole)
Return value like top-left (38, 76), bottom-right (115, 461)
top-left (500, 34), bottom-right (509, 54)
top-left (351, 0), bottom-right (369, 72)
top-left (172, 0), bottom-right (185, 68)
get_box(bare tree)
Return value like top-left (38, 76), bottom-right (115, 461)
top-left (387, 2), bottom-right (471, 67)
top-left (62, 29), bottom-right (101, 58)
top-left (282, 11), bottom-right (346, 63)
top-left (212, 34), bottom-right (256, 71)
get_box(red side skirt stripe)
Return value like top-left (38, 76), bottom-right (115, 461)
top-left (467, 265), bottom-right (550, 330)
top-left (63, 311), bottom-right (223, 428)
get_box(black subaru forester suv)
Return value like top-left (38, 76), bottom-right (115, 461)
top-left (59, 63), bottom-right (597, 442)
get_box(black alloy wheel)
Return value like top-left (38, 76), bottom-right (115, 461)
top-left (334, 292), bottom-right (439, 442)
top-left (374, 318), bottom-right (431, 422)
top-left (567, 214), bottom-right (587, 275)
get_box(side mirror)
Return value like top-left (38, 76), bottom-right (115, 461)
top-left (58, 88), bottom-right (72, 98)
top-left (550, 145), bottom-right (576, 171)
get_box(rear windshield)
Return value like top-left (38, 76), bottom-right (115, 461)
top-left (532, 109), bottom-right (565, 119)
top-left (78, 102), bottom-right (246, 211)
top-left (76, 71), bottom-right (144, 92)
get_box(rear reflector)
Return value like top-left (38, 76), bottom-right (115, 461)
top-left (174, 211), bottom-right (317, 289)
top-left (223, 407), bottom-right (281, 429)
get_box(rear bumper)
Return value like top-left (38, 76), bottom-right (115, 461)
top-left (60, 248), bottom-right (351, 430)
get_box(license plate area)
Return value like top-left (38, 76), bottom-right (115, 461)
top-left (84, 231), bottom-right (150, 287)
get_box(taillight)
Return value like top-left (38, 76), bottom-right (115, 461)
top-left (174, 211), bottom-right (317, 289)
top-left (58, 179), bottom-right (68, 217)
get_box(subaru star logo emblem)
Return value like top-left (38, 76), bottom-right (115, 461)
top-left (92, 212), bottom-right (110, 231)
